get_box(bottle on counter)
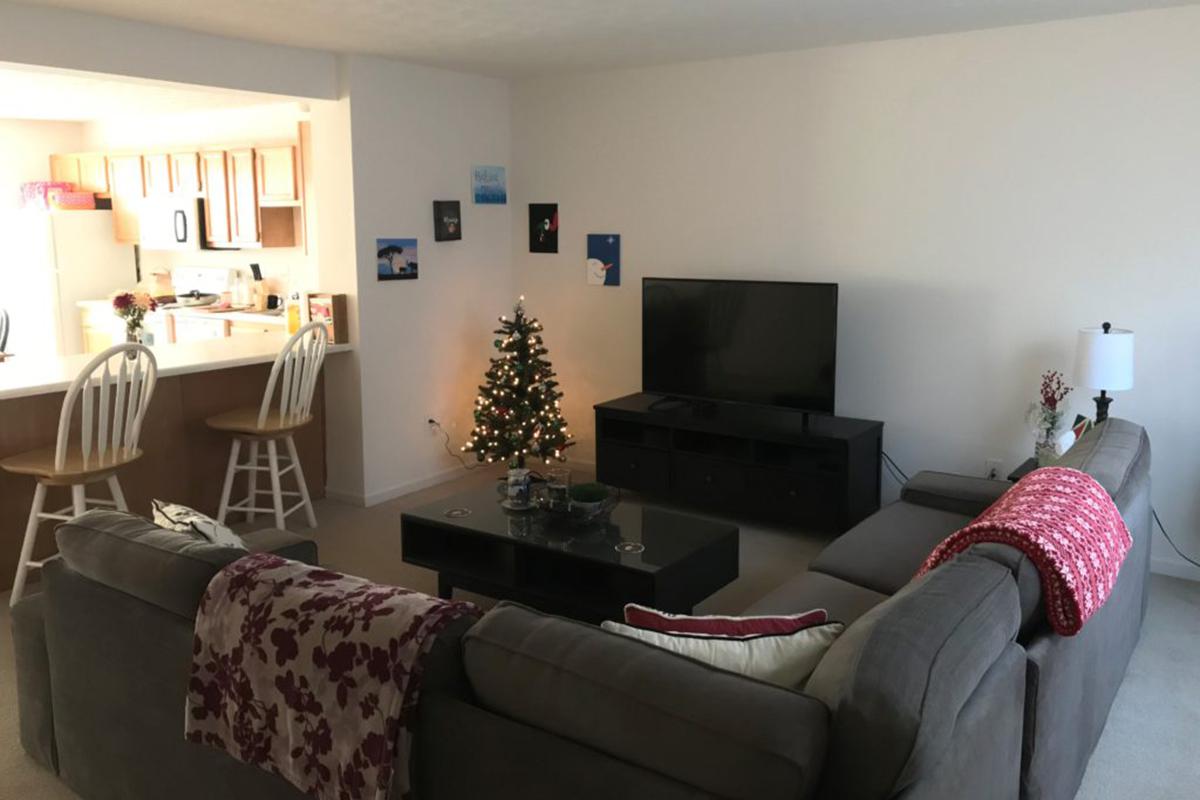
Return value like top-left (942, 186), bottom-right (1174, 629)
top-left (287, 292), bottom-right (303, 334)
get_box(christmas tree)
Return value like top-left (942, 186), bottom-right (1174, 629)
top-left (462, 296), bottom-right (573, 468)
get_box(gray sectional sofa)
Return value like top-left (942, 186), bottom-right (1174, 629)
top-left (11, 418), bottom-right (1151, 800)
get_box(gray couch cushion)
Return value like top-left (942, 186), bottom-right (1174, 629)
top-left (463, 602), bottom-right (828, 800)
top-left (11, 593), bottom-right (57, 773)
top-left (805, 553), bottom-right (1021, 799)
top-left (809, 501), bottom-right (971, 595)
top-left (970, 542), bottom-right (1045, 639)
top-left (1056, 417), bottom-right (1149, 510)
top-left (54, 511), bottom-right (318, 620)
top-left (742, 570), bottom-right (888, 625)
top-left (55, 511), bottom-right (245, 620)
top-left (901, 470), bottom-right (1011, 517)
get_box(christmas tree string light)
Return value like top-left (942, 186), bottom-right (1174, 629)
top-left (462, 296), bottom-right (573, 468)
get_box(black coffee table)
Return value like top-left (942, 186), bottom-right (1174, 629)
top-left (400, 486), bottom-right (739, 623)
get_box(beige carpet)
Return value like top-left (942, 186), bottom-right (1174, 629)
top-left (1, 469), bottom-right (1197, 799)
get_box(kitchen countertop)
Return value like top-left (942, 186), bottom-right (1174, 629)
top-left (0, 333), bottom-right (351, 401)
top-left (76, 300), bottom-right (287, 327)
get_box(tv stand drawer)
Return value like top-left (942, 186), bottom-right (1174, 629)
top-left (596, 442), bottom-right (670, 494)
top-left (672, 453), bottom-right (744, 504)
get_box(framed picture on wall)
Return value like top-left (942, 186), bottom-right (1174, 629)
top-left (529, 203), bottom-right (558, 253)
top-left (472, 165), bottom-right (507, 205)
top-left (586, 234), bottom-right (620, 286)
top-left (433, 200), bottom-right (462, 241)
top-left (377, 238), bottom-right (419, 280)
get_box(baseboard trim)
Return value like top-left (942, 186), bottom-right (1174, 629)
top-left (323, 487), bottom-right (369, 507)
top-left (1150, 556), bottom-right (1200, 583)
top-left (326, 460), bottom-right (595, 509)
top-left (361, 465), bottom-right (473, 507)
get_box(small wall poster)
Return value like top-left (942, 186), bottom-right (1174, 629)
top-left (433, 200), bottom-right (462, 241)
top-left (377, 238), bottom-right (419, 280)
top-left (586, 234), bottom-right (620, 286)
top-left (472, 165), bottom-right (507, 205)
top-left (529, 203), bottom-right (558, 253)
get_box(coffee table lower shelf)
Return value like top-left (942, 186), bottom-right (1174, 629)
top-left (400, 501), bottom-right (739, 624)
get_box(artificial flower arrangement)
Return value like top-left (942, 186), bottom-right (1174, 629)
top-left (1027, 369), bottom-right (1072, 465)
top-left (112, 291), bottom-right (158, 341)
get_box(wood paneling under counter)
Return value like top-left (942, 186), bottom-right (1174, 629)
top-left (0, 364), bottom-right (327, 593)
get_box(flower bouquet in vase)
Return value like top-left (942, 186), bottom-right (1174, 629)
top-left (112, 291), bottom-right (158, 345)
top-left (1026, 370), bottom-right (1072, 467)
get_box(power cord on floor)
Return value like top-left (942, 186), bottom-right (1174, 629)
top-left (1152, 507), bottom-right (1200, 570)
top-left (428, 419), bottom-right (481, 470)
top-left (881, 450), bottom-right (910, 485)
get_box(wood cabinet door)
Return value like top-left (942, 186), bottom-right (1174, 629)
top-left (256, 145), bottom-right (298, 205)
top-left (227, 148), bottom-right (259, 245)
top-left (107, 155), bottom-right (145, 242)
top-left (170, 152), bottom-right (202, 195)
top-left (77, 153), bottom-right (110, 194)
top-left (201, 151), bottom-right (232, 246)
top-left (49, 154), bottom-right (80, 186)
top-left (143, 154), bottom-right (172, 196)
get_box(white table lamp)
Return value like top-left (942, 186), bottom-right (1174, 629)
top-left (1073, 322), bottom-right (1134, 422)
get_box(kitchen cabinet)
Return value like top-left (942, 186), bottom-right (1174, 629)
top-left (173, 316), bottom-right (230, 342)
top-left (49, 153), bottom-right (109, 194)
top-left (170, 152), bottom-right (202, 195)
top-left (142, 154), bottom-right (172, 196)
top-left (49, 154), bottom-right (77, 186)
top-left (79, 304), bottom-right (168, 354)
top-left (107, 155), bottom-right (146, 243)
top-left (256, 145), bottom-right (298, 205)
top-left (227, 148), bottom-right (259, 245)
top-left (200, 151), bottom-right (232, 247)
top-left (230, 320), bottom-right (282, 336)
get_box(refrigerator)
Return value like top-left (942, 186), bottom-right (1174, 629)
top-left (0, 209), bottom-right (137, 358)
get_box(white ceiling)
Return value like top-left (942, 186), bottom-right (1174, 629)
top-left (16, 0), bottom-right (1200, 78)
top-left (0, 63), bottom-right (284, 121)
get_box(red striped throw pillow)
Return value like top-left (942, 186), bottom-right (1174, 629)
top-left (623, 604), bottom-right (828, 638)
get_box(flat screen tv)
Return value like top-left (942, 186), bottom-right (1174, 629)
top-left (642, 277), bottom-right (837, 413)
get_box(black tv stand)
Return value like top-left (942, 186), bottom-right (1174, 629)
top-left (594, 393), bottom-right (883, 532)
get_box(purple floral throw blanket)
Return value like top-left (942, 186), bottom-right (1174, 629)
top-left (185, 552), bottom-right (479, 800)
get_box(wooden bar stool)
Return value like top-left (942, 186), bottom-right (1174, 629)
top-left (2, 343), bottom-right (157, 606)
top-left (208, 322), bottom-right (329, 531)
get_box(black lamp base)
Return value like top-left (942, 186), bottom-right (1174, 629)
top-left (1093, 390), bottom-right (1113, 423)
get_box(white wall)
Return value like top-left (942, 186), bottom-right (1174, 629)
top-left (0, 1), bottom-right (336, 99)
top-left (0, 118), bottom-right (84, 210)
top-left (343, 55), bottom-right (513, 503)
top-left (511, 6), bottom-right (1200, 578)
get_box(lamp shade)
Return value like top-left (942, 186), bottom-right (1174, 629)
top-left (1073, 326), bottom-right (1134, 391)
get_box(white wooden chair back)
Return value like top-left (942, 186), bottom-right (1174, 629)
top-left (258, 322), bottom-right (329, 428)
top-left (56, 343), bottom-right (158, 471)
top-left (0, 307), bottom-right (9, 353)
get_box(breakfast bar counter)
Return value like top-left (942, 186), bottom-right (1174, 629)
top-left (0, 333), bottom-right (350, 401)
top-left (0, 334), bottom-right (351, 593)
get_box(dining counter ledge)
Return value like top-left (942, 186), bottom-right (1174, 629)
top-left (0, 333), bottom-right (352, 401)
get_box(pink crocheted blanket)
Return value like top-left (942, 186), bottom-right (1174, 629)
top-left (917, 467), bottom-right (1131, 636)
top-left (185, 553), bottom-right (479, 800)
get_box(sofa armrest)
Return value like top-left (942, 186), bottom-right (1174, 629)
top-left (11, 593), bottom-right (58, 773)
top-left (900, 471), bottom-right (1011, 517)
top-left (240, 528), bottom-right (319, 564)
top-left (462, 603), bottom-right (828, 800)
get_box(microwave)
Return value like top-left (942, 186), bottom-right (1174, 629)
top-left (139, 199), bottom-right (200, 251)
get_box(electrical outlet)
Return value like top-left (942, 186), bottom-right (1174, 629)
top-left (985, 458), bottom-right (1003, 480)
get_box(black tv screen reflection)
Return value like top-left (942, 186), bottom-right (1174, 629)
top-left (642, 278), bottom-right (837, 413)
